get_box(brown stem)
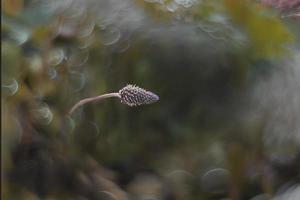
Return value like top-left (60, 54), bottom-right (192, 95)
top-left (68, 93), bottom-right (120, 115)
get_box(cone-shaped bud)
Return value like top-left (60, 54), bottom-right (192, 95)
top-left (119, 84), bottom-right (159, 106)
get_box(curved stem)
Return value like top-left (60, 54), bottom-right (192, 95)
top-left (68, 93), bottom-right (120, 115)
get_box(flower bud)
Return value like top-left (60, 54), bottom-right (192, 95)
top-left (119, 84), bottom-right (159, 106)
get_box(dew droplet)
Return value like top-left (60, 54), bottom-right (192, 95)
top-left (63, 116), bottom-right (76, 133)
top-left (201, 168), bottom-right (229, 195)
top-left (166, 169), bottom-right (193, 192)
top-left (2, 78), bottom-right (19, 96)
top-left (113, 39), bottom-right (130, 53)
top-left (69, 71), bottom-right (86, 92)
top-left (175, 0), bottom-right (196, 8)
top-left (48, 48), bottom-right (65, 66)
top-left (166, 2), bottom-right (179, 12)
top-left (65, 1), bottom-right (86, 20)
top-left (66, 49), bottom-right (89, 68)
top-left (78, 20), bottom-right (95, 38)
top-left (10, 28), bottom-right (30, 45)
top-left (96, 18), bottom-right (113, 29)
top-left (99, 26), bottom-right (121, 46)
top-left (47, 67), bottom-right (57, 79)
top-left (166, 169), bottom-right (193, 178)
top-left (78, 34), bottom-right (94, 49)
top-left (33, 103), bottom-right (53, 125)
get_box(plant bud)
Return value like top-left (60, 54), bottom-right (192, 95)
top-left (119, 84), bottom-right (159, 106)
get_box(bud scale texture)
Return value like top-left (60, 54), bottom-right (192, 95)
top-left (119, 84), bottom-right (159, 106)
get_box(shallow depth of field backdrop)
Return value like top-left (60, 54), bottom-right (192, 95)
top-left (2, 0), bottom-right (300, 199)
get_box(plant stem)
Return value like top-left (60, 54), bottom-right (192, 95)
top-left (68, 93), bottom-right (120, 115)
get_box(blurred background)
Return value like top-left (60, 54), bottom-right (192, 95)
top-left (2, 0), bottom-right (300, 199)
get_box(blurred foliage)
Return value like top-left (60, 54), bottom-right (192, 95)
top-left (224, 0), bottom-right (294, 58)
top-left (2, 0), bottom-right (300, 200)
